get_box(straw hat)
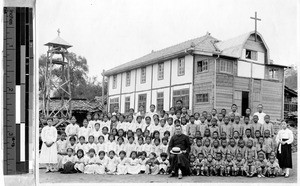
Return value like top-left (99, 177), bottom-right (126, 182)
top-left (170, 147), bottom-right (182, 154)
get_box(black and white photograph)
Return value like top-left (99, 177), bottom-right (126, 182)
top-left (1, 0), bottom-right (299, 185)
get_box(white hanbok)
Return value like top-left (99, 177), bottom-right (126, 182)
top-left (75, 143), bottom-right (88, 154)
top-left (116, 143), bottom-right (125, 156)
top-left (125, 143), bottom-right (136, 157)
top-left (62, 155), bottom-right (75, 165)
top-left (142, 144), bottom-right (152, 157)
top-left (84, 156), bottom-right (98, 174)
top-left (158, 157), bottom-right (170, 171)
top-left (117, 157), bottom-right (129, 175)
top-left (90, 129), bottom-right (102, 143)
top-left (127, 158), bottom-right (141, 174)
top-left (78, 126), bottom-right (91, 142)
top-left (160, 144), bottom-right (168, 154)
top-left (96, 142), bottom-right (106, 154)
top-left (116, 121), bottom-right (128, 132)
top-left (74, 156), bottom-right (87, 172)
top-left (95, 157), bottom-right (108, 174)
top-left (139, 158), bottom-right (148, 171)
top-left (65, 123), bottom-right (79, 139)
top-left (86, 143), bottom-right (97, 155)
top-left (106, 141), bottom-right (117, 154)
top-left (40, 126), bottom-right (58, 164)
top-left (106, 156), bottom-right (119, 173)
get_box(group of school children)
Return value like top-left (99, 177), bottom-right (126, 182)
top-left (39, 103), bottom-right (283, 178)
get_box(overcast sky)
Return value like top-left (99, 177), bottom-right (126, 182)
top-left (36, 0), bottom-right (298, 80)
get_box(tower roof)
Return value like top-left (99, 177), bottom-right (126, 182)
top-left (45, 35), bottom-right (72, 48)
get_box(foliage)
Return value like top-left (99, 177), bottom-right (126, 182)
top-left (285, 65), bottom-right (297, 90)
top-left (39, 52), bottom-right (105, 100)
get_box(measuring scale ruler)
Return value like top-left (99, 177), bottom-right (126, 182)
top-left (3, 7), bottom-right (33, 175)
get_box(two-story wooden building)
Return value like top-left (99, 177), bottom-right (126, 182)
top-left (104, 31), bottom-right (287, 120)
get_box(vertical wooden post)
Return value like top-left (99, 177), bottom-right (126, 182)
top-left (102, 70), bottom-right (105, 111)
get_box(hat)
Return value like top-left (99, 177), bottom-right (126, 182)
top-left (170, 147), bottom-right (182, 154)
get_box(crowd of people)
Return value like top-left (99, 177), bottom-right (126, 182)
top-left (39, 101), bottom-right (294, 179)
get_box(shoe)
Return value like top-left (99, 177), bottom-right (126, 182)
top-left (285, 174), bottom-right (289, 178)
top-left (258, 174), bottom-right (261, 178)
top-left (178, 174), bottom-right (183, 179)
top-left (261, 174), bottom-right (265, 178)
top-left (46, 170), bottom-right (51, 173)
top-left (169, 171), bottom-right (175, 177)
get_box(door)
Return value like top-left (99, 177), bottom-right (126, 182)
top-left (241, 91), bottom-right (249, 117)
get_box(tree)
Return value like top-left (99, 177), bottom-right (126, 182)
top-left (39, 52), bottom-right (104, 100)
top-left (285, 65), bottom-right (297, 91)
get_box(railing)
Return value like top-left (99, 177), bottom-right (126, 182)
top-left (284, 102), bottom-right (298, 112)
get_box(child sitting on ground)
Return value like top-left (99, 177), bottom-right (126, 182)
top-left (145, 152), bottom-right (159, 175)
top-left (158, 152), bottom-right (169, 174)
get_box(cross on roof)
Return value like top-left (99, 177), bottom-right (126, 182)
top-left (250, 12), bottom-right (261, 42)
top-left (57, 28), bottom-right (60, 36)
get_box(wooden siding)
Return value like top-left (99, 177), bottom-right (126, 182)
top-left (234, 77), bottom-right (250, 90)
top-left (261, 80), bottom-right (283, 120)
top-left (245, 35), bottom-right (267, 53)
top-left (193, 55), bottom-right (215, 113)
top-left (264, 66), bottom-right (284, 83)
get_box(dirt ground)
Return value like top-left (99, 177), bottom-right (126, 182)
top-left (39, 153), bottom-right (297, 183)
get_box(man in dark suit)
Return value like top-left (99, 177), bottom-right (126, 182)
top-left (168, 124), bottom-right (191, 179)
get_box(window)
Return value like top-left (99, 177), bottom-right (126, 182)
top-left (173, 88), bottom-right (189, 109)
top-left (112, 75), bottom-right (117, 89)
top-left (245, 49), bottom-right (258, 61)
top-left (178, 57), bottom-right (185, 76)
top-left (196, 93), bottom-right (209, 103)
top-left (197, 60), bottom-right (208, 73)
top-left (220, 59), bottom-right (233, 74)
top-left (124, 96), bottom-right (130, 113)
top-left (141, 67), bottom-right (146, 83)
top-left (158, 63), bottom-right (164, 80)
top-left (269, 68), bottom-right (279, 80)
top-left (126, 71), bottom-right (131, 86)
top-left (138, 94), bottom-right (147, 109)
top-left (109, 98), bottom-right (119, 113)
top-left (157, 92), bottom-right (164, 111)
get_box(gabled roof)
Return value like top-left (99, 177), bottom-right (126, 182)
top-left (45, 35), bottom-right (72, 48)
top-left (104, 34), bottom-right (219, 76)
top-left (215, 31), bottom-right (269, 59)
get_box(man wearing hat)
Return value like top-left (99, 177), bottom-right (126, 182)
top-left (168, 124), bottom-right (191, 179)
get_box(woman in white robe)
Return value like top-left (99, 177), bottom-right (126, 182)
top-left (40, 118), bottom-right (58, 172)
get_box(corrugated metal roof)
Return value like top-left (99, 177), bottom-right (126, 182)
top-left (45, 36), bottom-right (72, 48)
top-left (104, 34), bottom-right (219, 76)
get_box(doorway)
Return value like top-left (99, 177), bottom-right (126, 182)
top-left (241, 91), bottom-right (249, 116)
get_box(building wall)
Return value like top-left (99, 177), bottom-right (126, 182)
top-left (121, 70), bottom-right (136, 94)
top-left (152, 60), bottom-right (171, 89)
top-left (136, 66), bottom-right (152, 92)
top-left (171, 55), bottom-right (193, 85)
top-left (151, 87), bottom-right (170, 111)
top-left (261, 80), bottom-right (283, 120)
top-left (108, 73), bottom-right (122, 96)
top-left (120, 93), bottom-right (135, 113)
top-left (134, 90), bottom-right (151, 112)
top-left (193, 55), bottom-right (215, 113)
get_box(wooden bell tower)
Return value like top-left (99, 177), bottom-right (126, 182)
top-left (43, 29), bottom-right (73, 118)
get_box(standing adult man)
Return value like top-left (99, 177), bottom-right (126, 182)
top-left (168, 125), bottom-right (191, 179)
top-left (253, 104), bottom-right (266, 125)
top-left (175, 100), bottom-right (183, 113)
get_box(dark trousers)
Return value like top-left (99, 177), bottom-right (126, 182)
top-left (169, 153), bottom-right (191, 176)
